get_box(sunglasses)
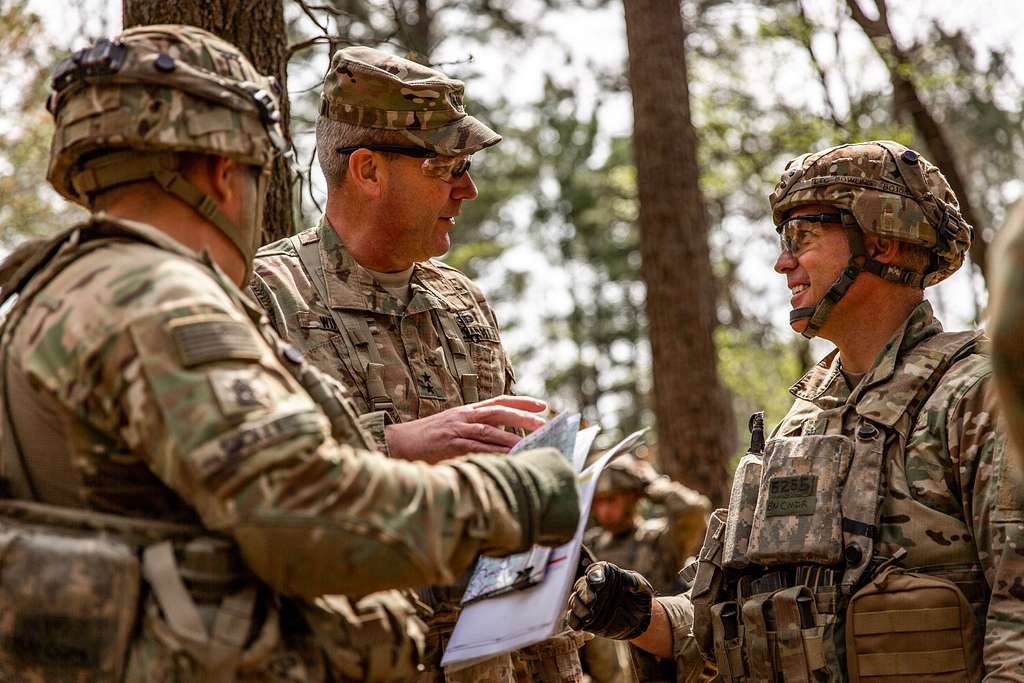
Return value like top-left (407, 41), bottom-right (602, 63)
top-left (336, 144), bottom-right (472, 183)
top-left (775, 213), bottom-right (843, 255)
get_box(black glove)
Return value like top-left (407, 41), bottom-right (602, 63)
top-left (565, 561), bottom-right (654, 640)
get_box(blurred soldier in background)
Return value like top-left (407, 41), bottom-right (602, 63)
top-left (989, 200), bottom-right (1024, 465)
top-left (581, 453), bottom-right (709, 683)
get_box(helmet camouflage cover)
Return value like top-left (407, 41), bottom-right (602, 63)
top-left (768, 140), bottom-right (972, 287)
top-left (47, 23), bottom-right (288, 202)
top-left (596, 453), bottom-right (656, 494)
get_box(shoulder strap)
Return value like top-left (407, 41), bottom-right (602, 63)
top-left (290, 234), bottom-right (396, 415)
top-left (843, 329), bottom-right (986, 588)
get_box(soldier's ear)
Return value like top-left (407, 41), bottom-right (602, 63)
top-left (346, 149), bottom-right (383, 197)
top-left (184, 154), bottom-right (236, 206)
top-left (865, 234), bottom-right (900, 264)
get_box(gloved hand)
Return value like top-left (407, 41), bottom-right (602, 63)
top-left (566, 561), bottom-right (654, 640)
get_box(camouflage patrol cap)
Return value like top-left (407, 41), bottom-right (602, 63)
top-left (319, 46), bottom-right (501, 156)
top-left (596, 454), bottom-right (656, 494)
top-left (768, 141), bottom-right (972, 286)
top-left (47, 24), bottom-right (289, 201)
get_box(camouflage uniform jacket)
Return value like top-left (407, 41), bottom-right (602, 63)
top-left (584, 481), bottom-right (710, 596)
top-left (0, 216), bottom-right (544, 603)
top-left (250, 215), bottom-right (514, 451)
top-left (658, 301), bottom-right (1023, 681)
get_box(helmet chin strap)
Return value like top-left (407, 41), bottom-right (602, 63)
top-left (789, 216), bottom-right (925, 339)
top-left (71, 150), bottom-right (263, 281)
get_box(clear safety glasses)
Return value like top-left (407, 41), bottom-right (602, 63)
top-left (336, 144), bottom-right (472, 183)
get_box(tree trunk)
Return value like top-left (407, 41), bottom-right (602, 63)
top-left (846, 0), bottom-right (988, 282)
top-left (623, 0), bottom-right (735, 503)
top-left (122, 0), bottom-right (295, 244)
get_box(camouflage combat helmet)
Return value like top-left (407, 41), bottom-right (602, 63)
top-left (46, 25), bottom-right (291, 276)
top-left (596, 453), bottom-right (656, 495)
top-left (768, 141), bottom-right (972, 338)
top-left (320, 46), bottom-right (501, 156)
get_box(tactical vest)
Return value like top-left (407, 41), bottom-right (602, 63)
top-left (285, 226), bottom-right (503, 422)
top-left (685, 331), bottom-right (987, 682)
top-left (0, 219), bottom-right (380, 682)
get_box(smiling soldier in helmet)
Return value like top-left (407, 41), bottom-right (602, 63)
top-left (0, 26), bottom-right (580, 681)
top-left (564, 141), bottom-right (1022, 681)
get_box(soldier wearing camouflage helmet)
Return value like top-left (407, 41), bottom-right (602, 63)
top-left (586, 453), bottom-right (709, 595)
top-left (564, 141), bottom-right (1023, 681)
top-left (0, 26), bottom-right (580, 681)
top-left (581, 453), bottom-right (709, 682)
top-left (248, 46), bottom-right (585, 682)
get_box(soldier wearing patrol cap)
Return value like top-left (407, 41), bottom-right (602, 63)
top-left (249, 46), bottom-right (586, 682)
top-left (563, 141), bottom-right (1024, 681)
top-left (0, 26), bottom-right (581, 681)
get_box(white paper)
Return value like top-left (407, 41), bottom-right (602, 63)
top-left (461, 413), bottom-right (581, 604)
top-left (442, 428), bottom-right (647, 669)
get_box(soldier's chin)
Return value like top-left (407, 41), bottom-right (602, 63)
top-left (789, 315), bottom-right (809, 334)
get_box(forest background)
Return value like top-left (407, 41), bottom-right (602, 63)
top-left (2, 0), bottom-right (1021, 503)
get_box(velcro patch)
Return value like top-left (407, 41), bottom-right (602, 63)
top-left (210, 369), bottom-right (272, 418)
top-left (765, 475), bottom-right (818, 517)
top-left (169, 315), bottom-right (263, 368)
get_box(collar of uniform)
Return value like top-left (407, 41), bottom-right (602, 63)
top-left (788, 300), bottom-right (941, 406)
top-left (105, 212), bottom-right (266, 322)
top-left (789, 348), bottom-right (845, 404)
top-left (315, 215), bottom-right (408, 315)
top-left (848, 300), bottom-right (942, 403)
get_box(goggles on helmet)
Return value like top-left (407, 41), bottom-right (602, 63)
top-left (336, 144), bottom-right (472, 183)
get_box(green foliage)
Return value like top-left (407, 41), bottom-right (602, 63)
top-left (0, 1), bottom-right (84, 247)
top-left (716, 325), bottom-right (804, 459)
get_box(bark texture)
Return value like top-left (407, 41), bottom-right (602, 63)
top-left (623, 0), bottom-right (734, 503)
top-left (847, 0), bottom-right (987, 281)
top-left (122, 0), bottom-right (295, 244)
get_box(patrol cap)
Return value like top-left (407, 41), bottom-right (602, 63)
top-left (319, 46), bottom-right (501, 156)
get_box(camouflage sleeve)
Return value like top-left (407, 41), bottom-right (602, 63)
top-left (45, 248), bottom-right (569, 599)
top-left (942, 364), bottom-right (1024, 678)
top-left (651, 594), bottom-right (707, 682)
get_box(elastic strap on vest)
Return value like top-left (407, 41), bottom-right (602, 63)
top-left (434, 313), bottom-right (480, 403)
top-left (291, 234), bottom-right (395, 415)
top-left (710, 601), bottom-right (745, 681)
top-left (773, 586), bottom-right (826, 682)
top-left (143, 541), bottom-right (257, 683)
top-left (741, 593), bottom-right (776, 682)
top-left (71, 151), bottom-right (253, 273)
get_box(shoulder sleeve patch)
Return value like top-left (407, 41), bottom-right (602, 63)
top-left (168, 315), bottom-right (263, 368)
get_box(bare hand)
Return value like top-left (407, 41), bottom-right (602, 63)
top-left (384, 395), bottom-right (547, 463)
